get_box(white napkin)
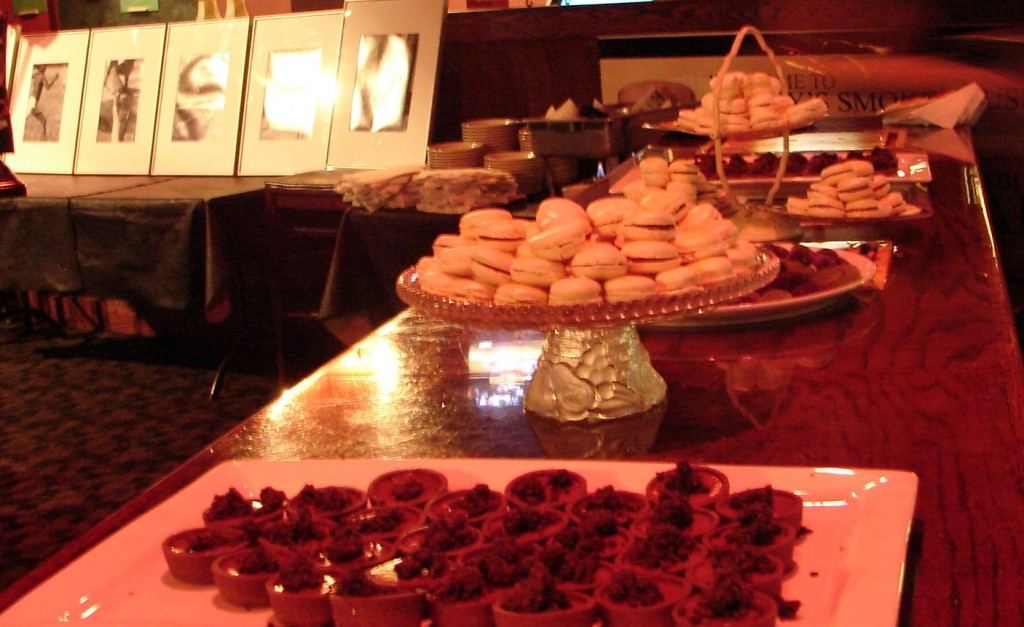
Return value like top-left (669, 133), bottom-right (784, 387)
top-left (544, 99), bottom-right (580, 120)
top-left (882, 82), bottom-right (987, 129)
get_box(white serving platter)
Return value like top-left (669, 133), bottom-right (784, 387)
top-left (0, 458), bottom-right (918, 626)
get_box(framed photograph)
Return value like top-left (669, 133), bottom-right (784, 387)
top-left (74, 24), bottom-right (166, 175)
top-left (326, 0), bottom-right (447, 169)
top-left (237, 10), bottom-right (345, 176)
top-left (151, 18), bottom-right (250, 176)
top-left (6, 30), bottom-right (90, 173)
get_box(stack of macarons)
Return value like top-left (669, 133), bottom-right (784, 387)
top-left (620, 155), bottom-right (720, 208)
top-left (415, 193), bottom-right (758, 306)
top-left (785, 159), bottom-right (920, 219)
top-left (676, 70), bottom-right (828, 135)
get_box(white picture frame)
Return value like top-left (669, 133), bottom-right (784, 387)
top-left (6, 23), bottom-right (20, 95)
top-left (6, 30), bottom-right (90, 174)
top-left (151, 18), bottom-right (251, 176)
top-left (74, 24), bottom-right (167, 175)
top-left (237, 10), bottom-right (345, 176)
top-left (326, 0), bottom-right (447, 169)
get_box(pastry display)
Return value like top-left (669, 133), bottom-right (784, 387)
top-left (159, 461), bottom-right (807, 625)
top-left (415, 194), bottom-right (761, 307)
top-left (675, 71), bottom-right (828, 137)
top-left (784, 158), bottom-right (920, 219)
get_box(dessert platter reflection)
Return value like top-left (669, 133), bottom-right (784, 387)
top-left (1, 458), bottom-right (918, 626)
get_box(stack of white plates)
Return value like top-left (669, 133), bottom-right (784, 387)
top-left (517, 127), bottom-right (533, 153)
top-left (546, 156), bottom-right (579, 188)
top-left (462, 118), bottom-right (521, 153)
top-left (485, 150), bottom-right (544, 196)
top-left (427, 141), bottom-right (485, 169)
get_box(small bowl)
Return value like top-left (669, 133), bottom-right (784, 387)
top-left (161, 526), bottom-right (248, 586)
top-left (367, 468), bottom-right (449, 509)
top-left (645, 464), bottom-right (730, 509)
top-left (595, 570), bottom-right (693, 627)
top-left (329, 589), bottom-right (425, 627)
top-left (211, 547), bottom-right (278, 608)
top-left (672, 588), bottom-right (778, 627)
top-left (504, 468), bottom-right (588, 510)
top-left (265, 572), bottom-right (335, 627)
top-left (492, 590), bottom-right (597, 627)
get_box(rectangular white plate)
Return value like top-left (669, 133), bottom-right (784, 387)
top-left (0, 459), bottom-right (918, 626)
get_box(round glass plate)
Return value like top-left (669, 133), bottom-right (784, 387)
top-left (757, 201), bottom-right (931, 224)
top-left (643, 118), bottom-right (823, 140)
top-left (396, 250), bottom-right (780, 330)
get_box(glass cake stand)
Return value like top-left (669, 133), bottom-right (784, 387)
top-left (396, 250), bottom-right (780, 447)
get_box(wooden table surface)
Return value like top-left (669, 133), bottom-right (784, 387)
top-left (2, 130), bottom-right (1022, 626)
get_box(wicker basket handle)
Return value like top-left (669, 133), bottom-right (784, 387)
top-left (711, 25), bottom-right (790, 211)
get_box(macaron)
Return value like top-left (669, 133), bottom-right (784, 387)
top-left (805, 193), bottom-right (845, 218)
top-left (786, 197), bottom-right (810, 216)
top-left (665, 180), bottom-right (698, 204)
top-left (528, 221), bottom-right (589, 261)
top-left (674, 227), bottom-right (728, 263)
top-left (535, 197), bottom-right (591, 233)
top-left (604, 275), bottom-right (657, 303)
top-left (709, 72), bottom-right (744, 100)
top-left (821, 159), bottom-right (874, 179)
top-left (437, 245), bottom-right (476, 277)
top-left (469, 248), bottom-right (515, 286)
top-left (668, 159), bottom-right (702, 184)
top-left (416, 255), bottom-right (443, 279)
top-left (886, 191), bottom-right (908, 214)
top-left (870, 174), bottom-right (891, 199)
top-left (586, 197), bottom-right (637, 239)
top-left (690, 256), bottom-right (735, 284)
top-left (786, 97), bottom-right (828, 126)
top-left (641, 190), bottom-right (691, 223)
top-left (446, 277), bottom-right (497, 302)
top-left (836, 176), bottom-right (874, 203)
top-left (622, 180), bottom-right (664, 205)
top-left (655, 265), bottom-right (703, 295)
top-left (621, 240), bottom-right (682, 275)
top-left (549, 276), bottom-right (603, 305)
top-left (494, 283), bottom-right (549, 305)
top-left (707, 218), bottom-right (740, 245)
top-left (726, 240), bottom-right (760, 272)
top-left (845, 197), bottom-right (882, 215)
top-left (639, 156), bottom-right (671, 188)
top-left (475, 218), bottom-right (528, 252)
top-left (677, 202), bottom-right (721, 230)
top-left (569, 242), bottom-right (629, 281)
top-left (420, 271), bottom-right (462, 297)
top-left (509, 256), bottom-right (566, 288)
top-left (432, 233), bottom-right (474, 257)
top-left (459, 207), bottom-right (513, 239)
top-left (619, 208), bottom-right (677, 242)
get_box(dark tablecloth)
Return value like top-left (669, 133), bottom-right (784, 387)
top-left (320, 208), bottom-right (462, 324)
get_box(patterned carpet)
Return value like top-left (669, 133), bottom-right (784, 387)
top-left (0, 321), bottom-right (328, 596)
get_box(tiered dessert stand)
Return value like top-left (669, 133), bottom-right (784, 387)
top-left (396, 252), bottom-right (779, 457)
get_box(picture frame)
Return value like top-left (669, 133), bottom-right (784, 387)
top-left (6, 23), bottom-right (21, 95)
top-left (237, 10), bottom-right (345, 176)
top-left (326, 0), bottom-right (447, 169)
top-left (6, 29), bottom-right (90, 174)
top-left (74, 24), bottom-right (167, 175)
top-left (151, 18), bottom-right (250, 176)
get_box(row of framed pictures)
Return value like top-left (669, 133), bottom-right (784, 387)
top-left (3, 0), bottom-right (447, 176)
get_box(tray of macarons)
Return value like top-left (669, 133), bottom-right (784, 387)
top-left (648, 70), bottom-right (829, 140)
top-left (397, 198), bottom-right (781, 330)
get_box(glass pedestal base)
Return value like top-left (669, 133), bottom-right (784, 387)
top-left (523, 324), bottom-right (666, 422)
